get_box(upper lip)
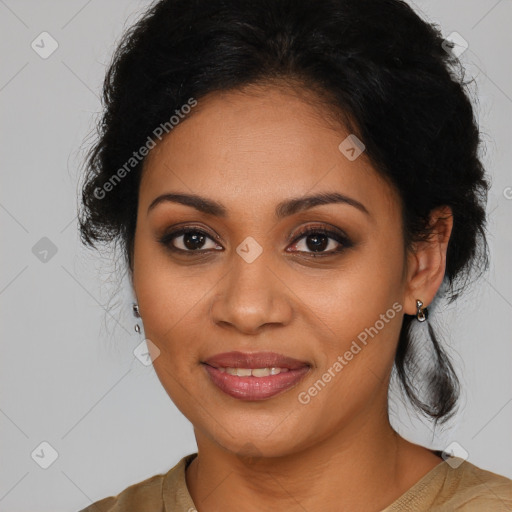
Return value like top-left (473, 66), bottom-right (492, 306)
top-left (203, 351), bottom-right (310, 370)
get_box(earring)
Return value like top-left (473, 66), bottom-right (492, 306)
top-left (416, 299), bottom-right (428, 322)
top-left (133, 302), bottom-right (141, 333)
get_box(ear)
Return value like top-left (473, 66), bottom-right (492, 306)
top-left (403, 205), bottom-right (453, 315)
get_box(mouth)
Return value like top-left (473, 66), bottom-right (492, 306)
top-left (202, 351), bottom-right (311, 401)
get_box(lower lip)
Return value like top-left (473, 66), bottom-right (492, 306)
top-left (202, 364), bottom-right (310, 401)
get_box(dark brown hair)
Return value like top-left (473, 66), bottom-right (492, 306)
top-left (78, 0), bottom-right (489, 423)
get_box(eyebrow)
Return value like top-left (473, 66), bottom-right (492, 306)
top-left (147, 191), bottom-right (370, 218)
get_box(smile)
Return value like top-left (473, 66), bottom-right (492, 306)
top-left (202, 363), bottom-right (310, 400)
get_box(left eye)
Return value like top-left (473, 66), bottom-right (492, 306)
top-left (287, 228), bottom-right (349, 255)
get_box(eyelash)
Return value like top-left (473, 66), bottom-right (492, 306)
top-left (158, 224), bottom-right (352, 258)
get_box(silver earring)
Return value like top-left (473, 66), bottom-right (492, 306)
top-left (133, 303), bottom-right (141, 332)
top-left (416, 299), bottom-right (428, 322)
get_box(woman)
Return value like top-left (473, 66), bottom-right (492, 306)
top-left (77, 0), bottom-right (512, 510)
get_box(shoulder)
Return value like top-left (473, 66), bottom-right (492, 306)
top-left (384, 457), bottom-right (512, 512)
top-left (77, 453), bottom-right (197, 512)
top-left (77, 473), bottom-right (166, 512)
top-left (440, 459), bottom-right (512, 510)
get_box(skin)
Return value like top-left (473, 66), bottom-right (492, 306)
top-left (131, 83), bottom-right (453, 512)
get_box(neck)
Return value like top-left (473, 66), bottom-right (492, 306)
top-left (185, 410), bottom-right (442, 512)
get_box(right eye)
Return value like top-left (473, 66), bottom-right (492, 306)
top-left (158, 227), bottom-right (223, 254)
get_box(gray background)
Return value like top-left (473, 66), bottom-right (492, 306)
top-left (1, 1), bottom-right (511, 510)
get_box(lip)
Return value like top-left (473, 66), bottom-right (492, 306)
top-left (202, 351), bottom-right (311, 401)
top-left (203, 351), bottom-right (309, 370)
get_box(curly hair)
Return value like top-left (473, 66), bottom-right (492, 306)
top-left (78, 0), bottom-right (490, 423)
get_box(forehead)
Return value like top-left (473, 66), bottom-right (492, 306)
top-left (139, 84), bottom-right (399, 219)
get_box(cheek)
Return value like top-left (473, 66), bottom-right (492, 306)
top-left (299, 232), bottom-right (405, 345)
top-left (292, 230), bottom-right (406, 408)
top-left (132, 242), bottom-right (208, 415)
top-left (132, 227), bottom-right (207, 361)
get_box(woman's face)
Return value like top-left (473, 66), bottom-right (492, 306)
top-left (132, 84), bottom-right (411, 457)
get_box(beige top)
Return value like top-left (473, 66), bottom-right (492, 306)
top-left (79, 453), bottom-right (512, 511)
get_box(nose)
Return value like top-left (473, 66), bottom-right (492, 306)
top-left (209, 250), bottom-right (293, 335)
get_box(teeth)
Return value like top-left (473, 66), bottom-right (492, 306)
top-left (252, 368), bottom-right (270, 377)
top-left (218, 367), bottom-right (290, 377)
